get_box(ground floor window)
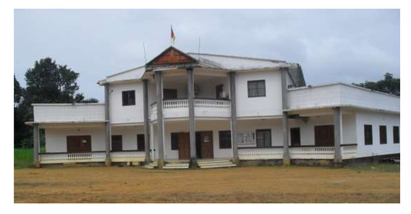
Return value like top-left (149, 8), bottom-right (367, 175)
top-left (256, 129), bottom-right (271, 148)
top-left (379, 126), bottom-right (387, 144)
top-left (219, 131), bottom-right (232, 149)
top-left (137, 134), bottom-right (145, 151)
top-left (393, 126), bottom-right (400, 144)
top-left (111, 135), bottom-right (123, 151)
top-left (290, 128), bottom-right (301, 146)
top-left (171, 133), bottom-right (179, 150)
top-left (364, 125), bottom-right (373, 145)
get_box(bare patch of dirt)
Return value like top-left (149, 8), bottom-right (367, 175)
top-left (14, 166), bottom-right (400, 203)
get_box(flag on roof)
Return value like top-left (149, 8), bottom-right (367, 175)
top-left (171, 25), bottom-right (176, 45)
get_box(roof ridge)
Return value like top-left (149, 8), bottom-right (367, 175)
top-left (187, 52), bottom-right (286, 63)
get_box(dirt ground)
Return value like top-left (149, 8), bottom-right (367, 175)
top-left (14, 166), bottom-right (400, 203)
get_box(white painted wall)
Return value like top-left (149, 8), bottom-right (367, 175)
top-left (235, 70), bottom-right (283, 118)
top-left (111, 126), bottom-right (145, 151)
top-left (45, 127), bottom-right (105, 153)
top-left (288, 113), bottom-right (356, 146)
top-left (355, 110), bottom-right (400, 157)
top-left (109, 82), bottom-right (145, 124)
top-left (237, 119), bottom-right (283, 147)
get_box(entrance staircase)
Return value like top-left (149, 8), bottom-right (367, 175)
top-left (143, 162), bottom-right (158, 169)
top-left (163, 160), bottom-right (190, 169)
top-left (197, 159), bottom-right (237, 169)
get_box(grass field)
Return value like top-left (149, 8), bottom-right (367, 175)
top-left (14, 148), bottom-right (34, 168)
top-left (14, 165), bottom-right (400, 203)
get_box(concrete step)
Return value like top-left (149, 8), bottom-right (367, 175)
top-left (197, 159), bottom-right (233, 164)
top-left (163, 163), bottom-right (189, 169)
top-left (143, 162), bottom-right (158, 169)
top-left (200, 163), bottom-right (237, 169)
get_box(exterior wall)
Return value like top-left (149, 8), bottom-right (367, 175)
top-left (152, 120), bottom-right (233, 160)
top-left (33, 104), bottom-right (105, 123)
top-left (45, 127), bottom-right (105, 153)
top-left (288, 83), bottom-right (400, 113)
top-left (237, 119), bottom-right (283, 147)
top-left (109, 81), bottom-right (145, 124)
top-left (111, 126), bottom-right (145, 151)
top-left (355, 110), bottom-right (400, 157)
top-left (288, 113), bottom-right (356, 146)
top-left (235, 70), bottom-right (283, 118)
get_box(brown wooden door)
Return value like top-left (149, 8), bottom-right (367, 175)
top-left (178, 133), bottom-right (190, 160)
top-left (314, 125), bottom-right (334, 146)
top-left (200, 131), bottom-right (214, 159)
top-left (67, 136), bottom-right (91, 153)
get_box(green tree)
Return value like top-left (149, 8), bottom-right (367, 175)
top-left (14, 57), bottom-right (98, 148)
top-left (353, 73), bottom-right (400, 96)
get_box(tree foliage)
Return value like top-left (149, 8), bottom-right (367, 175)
top-left (14, 58), bottom-right (98, 147)
top-left (353, 73), bottom-right (400, 96)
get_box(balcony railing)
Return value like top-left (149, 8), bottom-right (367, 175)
top-left (238, 145), bottom-right (357, 160)
top-left (151, 98), bottom-right (231, 120)
top-left (39, 151), bottom-right (145, 164)
top-left (33, 103), bottom-right (106, 123)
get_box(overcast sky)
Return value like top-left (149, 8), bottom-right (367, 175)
top-left (14, 9), bottom-right (400, 101)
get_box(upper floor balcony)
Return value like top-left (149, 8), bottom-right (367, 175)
top-left (150, 98), bottom-right (231, 121)
top-left (32, 103), bottom-right (106, 123)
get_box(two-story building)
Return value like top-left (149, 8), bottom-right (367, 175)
top-left (26, 46), bottom-right (400, 169)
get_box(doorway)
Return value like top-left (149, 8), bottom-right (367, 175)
top-left (66, 135), bottom-right (91, 153)
top-left (314, 125), bottom-right (335, 146)
top-left (196, 131), bottom-right (214, 159)
top-left (175, 131), bottom-right (214, 160)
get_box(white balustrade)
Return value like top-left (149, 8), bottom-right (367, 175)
top-left (110, 151), bottom-right (145, 162)
top-left (290, 147), bottom-right (335, 159)
top-left (150, 99), bottom-right (231, 120)
top-left (39, 151), bottom-right (146, 164)
top-left (238, 148), bottom-right (284, 160)
top-left (39, 152), bottom-right (106, 164)
top-left (342, 144), bottom-right (357, 159)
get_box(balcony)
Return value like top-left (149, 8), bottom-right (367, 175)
top-left (150, 99), bottom-right (231, 121)
top-left (32, 103), bottom-right (106, 123)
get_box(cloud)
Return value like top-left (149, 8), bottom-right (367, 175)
top-left (14, 9), bottom-right (400, 101)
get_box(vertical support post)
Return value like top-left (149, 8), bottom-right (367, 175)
top-left (104, 83), bottom-right (112, 166)
top-left (333, 107), bottom-right (343, 166)
top-left (280, 67), bottom-right (291, 165)
top-left (187, 67), bottom-right (197, 168)
top-left (143, 79), bottom-right (151, 163)
top-left (229, 72), bottom-right (239, 164)
top-left (33, 123), bottom-right (40, 168)
top-left (155, 71), bottom-right (165, 168)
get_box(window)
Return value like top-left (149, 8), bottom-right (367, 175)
top-left (256, 129), bottom-right (271, 148)
top-left (393, 126), bottom-right (400, 144)
top-left (137, 134), bottom-right (145, 151)
top-left (248, 80), bottom-right (266, 97)
top-left (171, 133), bottom-right (179, 150)
top-left (290, 128), bottom-right (301, 147)
top-left (111, 135), bottom-right (123, 151)
top-left (219, 131), bottom-right (232, 149)
top-left (364, 125), bottom-right (373, 145)
top-left (379, 126), bottom-right (387, 145)
top-left (122, 90), bottom-right (135, 106)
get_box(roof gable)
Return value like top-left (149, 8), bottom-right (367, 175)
top-left (146, 46), bottom-right (197, 67)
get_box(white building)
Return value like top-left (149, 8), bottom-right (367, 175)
top-left (27, 46), bottom-right (400, 169)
